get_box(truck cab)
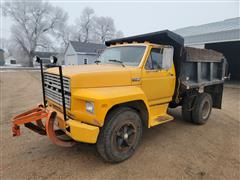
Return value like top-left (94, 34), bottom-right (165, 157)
top-left (46, 43), bottom-right (176, 134)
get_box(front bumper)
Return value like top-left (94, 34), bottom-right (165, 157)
top-left (12, 105), bottom-right (100, 146)
top-left (51, 106), bottom-right (100, 144)
top-left (65, 119), bottom-right (99, 143)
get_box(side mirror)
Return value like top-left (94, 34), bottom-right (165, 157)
top-left (50, 56), bottom-right (58, 64)
top-left (33, 56), bottom-right (41, 63)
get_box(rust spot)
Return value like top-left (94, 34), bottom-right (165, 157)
top-left (93, 119), bottom-right (100, 126)
top-left (156, 116), bottom-right (166, 122)
top-left (101, 104), bottom-right (107, 108)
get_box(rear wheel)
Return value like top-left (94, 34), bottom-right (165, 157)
top-left (97, 107), bottom-right (142, 163)
top-left (192, 93), bottom-right (212, 125)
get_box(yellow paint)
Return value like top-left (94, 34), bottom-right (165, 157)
top-left (65, 119), bottom-right (99, 143)
top-left (148, 104), bottom-right (174, 127)
top-left (46, 42), bottom-right (176, 144)
top-left (46, 105), bottom-right (99, 143)
top-left (141, 44), bottom-right (176, 105)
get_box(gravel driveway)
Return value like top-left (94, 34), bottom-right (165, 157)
top-left (1, 71), bottom-right (239, 179)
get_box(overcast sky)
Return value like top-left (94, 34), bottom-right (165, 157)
top-left (1, 0), bottom-right (239, 39)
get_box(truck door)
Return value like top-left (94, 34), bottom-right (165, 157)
top-left (141, 47), bottom-right (176, 105)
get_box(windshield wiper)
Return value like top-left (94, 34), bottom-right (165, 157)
top-left (108, 59), bottom-right (125, 67)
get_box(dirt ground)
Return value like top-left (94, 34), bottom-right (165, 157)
top-left (1, 70), bottom-right (240, 180)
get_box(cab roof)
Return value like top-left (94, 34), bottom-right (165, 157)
top-left (105, 30), bottom-right (184, 49)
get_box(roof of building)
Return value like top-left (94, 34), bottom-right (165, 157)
top-left (34, 51), bottom-right (58, 59)
top-left (183, 29), bottom-right (240, 45)
top-left (174, 17), bottom-right (240, 45)
top-left (69, 41), bottom-right (106, 53)
top-left (175, 17), bottom-right (240, 37)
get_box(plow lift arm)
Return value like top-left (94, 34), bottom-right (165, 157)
top-left (12, 56), bottom-right (75, 147)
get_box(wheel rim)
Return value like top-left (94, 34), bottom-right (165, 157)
top-left (202, 101), bottom-right (210, 119)
top-left (113, 122), bottom-right (137, 152)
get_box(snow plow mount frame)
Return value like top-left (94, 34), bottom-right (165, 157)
top-left (12, 105), bottom-right (76, 147)
top-left (12, 105), bottom-right (48, 137)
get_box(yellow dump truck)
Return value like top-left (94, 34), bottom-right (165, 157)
top-left (12, 30), bottom-right (228, 163)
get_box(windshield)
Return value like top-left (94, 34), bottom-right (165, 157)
top-left (97, 46), bottom-right (146, 66)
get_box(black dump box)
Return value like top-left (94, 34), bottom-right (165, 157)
top-left (106, 30), bottom-right (227, 90)
top-left (180, 47), bottom-right (226, 89)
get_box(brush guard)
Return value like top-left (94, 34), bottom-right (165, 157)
top-left (12, 104), bottom-right (76, 147)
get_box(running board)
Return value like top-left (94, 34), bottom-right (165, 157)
top-left (149, 114), bottom-right (174, 127)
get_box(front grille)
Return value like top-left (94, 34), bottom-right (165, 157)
top-left (44, 73), bottom-right (71, 109)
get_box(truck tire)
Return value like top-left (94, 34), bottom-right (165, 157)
top-left (182, 95), bottom-right (195, 122)
top-left (97, 107), bottom-right (142, 163)
top-left (192, 93), bottom-right (212, 125)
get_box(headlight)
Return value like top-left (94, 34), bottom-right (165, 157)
top-left (86, 101), bottom-right (94, 113)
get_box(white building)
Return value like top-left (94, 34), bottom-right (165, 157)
top-left (174, 17), bottom-right (240, 80)
top-left (4, 56), bottom-right (21, 67)
top-left (64, 41), bottom-right (106, 65)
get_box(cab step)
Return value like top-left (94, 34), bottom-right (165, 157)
top-left (149, 114), bottom-right (174, 127)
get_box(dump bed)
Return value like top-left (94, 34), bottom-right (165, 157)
top-left (180, 47), bottom-right (226, 89)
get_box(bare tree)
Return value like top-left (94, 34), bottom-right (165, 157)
top-left (92, 16), bottom-right (116, 43)
top-left (71, 25), bottom-right (83, 42)
top-left (81, 7), bottom-right (94, 42)
top-left (3, 0), bottom-right (68, 66)
top-left (51, 14), bottom-right (73, 52)
top-left (74, 7), bottom-right (95, 43)
top-left (69, 7), bottom-right (123, 44)
top-left (0, 38), bottom-right (9, 51)
top-left (115, 30), bottom-right (124, 39)
top-left (53, 25), bottom-right (72, 52)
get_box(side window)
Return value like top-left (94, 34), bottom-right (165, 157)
top-left (145, 47), bottom-right (174, 70)
top-left (161, 47), bottom-right (174, 70)
top-left (145, 48), bottom-right (163, 70)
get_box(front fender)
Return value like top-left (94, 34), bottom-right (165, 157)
top-left (71, 86), bottom-right (149, 127)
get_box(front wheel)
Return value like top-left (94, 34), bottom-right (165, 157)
top-left (97, 107), bottom-right (142, 163)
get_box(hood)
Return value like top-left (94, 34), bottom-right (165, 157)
top-left (46, 64), bottom-right (140, 88)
